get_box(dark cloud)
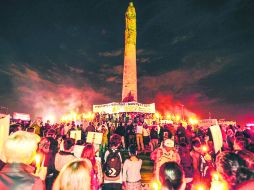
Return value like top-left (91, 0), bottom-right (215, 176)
top-left (99, 49), bottom-right (122, 57)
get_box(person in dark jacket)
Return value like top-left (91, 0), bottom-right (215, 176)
top-left (175, 123), bottom-right (187, 145)
top-left (0, 131), bottom-right (45, 190)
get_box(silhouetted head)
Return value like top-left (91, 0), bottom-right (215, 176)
top-left (159, 162), bottom-right (185, 190)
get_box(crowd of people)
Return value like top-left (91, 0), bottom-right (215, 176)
top-left (0, 113), bottom-right (254, 190)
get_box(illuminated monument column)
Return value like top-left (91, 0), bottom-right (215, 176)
top-left (122, 2), bottom-right (137, 102)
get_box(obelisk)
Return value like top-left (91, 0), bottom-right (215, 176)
top-left (122, 2), bottom-right (137, 102)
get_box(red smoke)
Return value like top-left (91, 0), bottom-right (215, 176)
top-left (152, 92), bottom-right (197, 118)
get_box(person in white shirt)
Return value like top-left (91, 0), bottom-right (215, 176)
top-left (123, 145), bottom-right (142, 190)
top-left (54, 138), bottom-right (76, 172)
top-left (136, 122), bottom-right (144, 152)
top-left (142, 123), bottom-right (151, 152)
top-left (73, 140), bottom-right (85, 158)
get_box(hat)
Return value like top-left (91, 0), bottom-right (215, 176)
top-left (164, 139), bottom-right (174, 148)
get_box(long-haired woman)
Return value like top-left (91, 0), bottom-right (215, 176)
top-left (53, 159), bottom-right (92, 190)
top-left (81, 144), bottom-right (103, 190)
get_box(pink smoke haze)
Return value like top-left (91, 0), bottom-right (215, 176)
top-left (10, 65), bottom-right (109, 120)
top-left (8, 65), bottom-right (253, 125)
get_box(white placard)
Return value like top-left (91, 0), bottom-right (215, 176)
top-left (70, 130), bottom-right (82, 141)
top-left (0, 115), bottom-right (10, 161)
top-left (86, 132), bottom-right (103, 145)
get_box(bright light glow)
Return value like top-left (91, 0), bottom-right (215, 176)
top-left (196, 185), bottom-right (205, 190)
top-left (189, 117), bottom-right (199, 125)
top-left (246, 123), bottom-right (254, 127)
top-left (202, 145), bottom-right (209, 153)
top-left (84, 112), bottom-right (95, 121)
top-left (155, 112), bottom-right (161, 119)
top-left (210, 172), bottom-right (229, 190)
top-left (175, 115), bottom-right (180, 121)
top-left (211, 181), bottom-right (228, 190)
top-left (60, 111), bottom-right (94, 122)
top-left (44, 115), bottom-right (55, 123)
top-left (166, 113), bottom-right (171, 119)
top-left (213, 172), bottom-right (220, 181)
top-left (152, 181), bottom-right (160, 190)
top-left (35, 154), bottom-right (41, 168)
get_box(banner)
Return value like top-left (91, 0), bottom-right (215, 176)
top-left (13, 112), bottom-right (31, 121)
top-left (0, 114), bottom-right (10, 161)
top-left (218, 120), bottom-right (236, 126)
top-left (198, 119), bottom-right (218, 129)
top-left (93, 102), bottom-right (155, 114)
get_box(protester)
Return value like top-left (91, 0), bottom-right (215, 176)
top-left (190, 139), bottom-right (202, 181)
top-left (159, 162), bottom-right (186, 190)
top-left (122, 145), bottom-right (142, 190)
top-left (81, 144), bottom-right (103, 190)
top-left (73, 140), bottom-right (85, 158)
top-left (126, 120), bottom-right (135, 148)
top-left (136, 122), bottom-right (144, 152)
top-left (115, 122), bottom-right (126, 150)
top-left (37, 137), bottom-right (58, 190)
top-left (150, 125), bottom-right (159, 151)
top-left (0, 131), bottom-right (45, 190)
top-left (159, 124), bottom-right (173, 142)
top-left (101, 124), bottom-right (109, 152)
top-left (151, 138), bottom-right (180, 180)
top-left (216, 151), bottom-right (254, 189)
top-left (6, 111), bottom-right (254, 190)
top-left (54, 138), bottom-right (76, 172)
top-left (178, 143), bottom-right (193, 189)
top-left (103, 134), bottom-right (123, 190)
top-left (142, 123), bottom-right (151, 152)
top-left (234, 137), bottom-right (248, 151)
top-left (53, 159), bottom-right (92, 190)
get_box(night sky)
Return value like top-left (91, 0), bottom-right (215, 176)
top-left (0, 0), bottom-right (253, 124)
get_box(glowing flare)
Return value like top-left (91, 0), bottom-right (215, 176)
top-left (44, 115), bottom-right (55, 123)
top-left (35, 154), bottom-right (41, 169)
top-left (166, 113), bottom-right (171, 119)
top-left (154, 112), bottom-right (161, 119)
top-left (189, 117), bottom-right (198, 125)
top-left (152, 181), bottom-right (160, 190)
top-left (196, 184), bottom-right (206, 190)
top-left (213, 172), bottom-right (220, 181)
top-left (201, 145), bottom-right (209, 153)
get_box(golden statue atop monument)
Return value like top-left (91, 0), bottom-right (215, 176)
top-left (122, 2), bottom-right (137, 102)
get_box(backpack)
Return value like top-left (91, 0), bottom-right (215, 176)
top-left (104, 149), bottom-right (122, 181)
